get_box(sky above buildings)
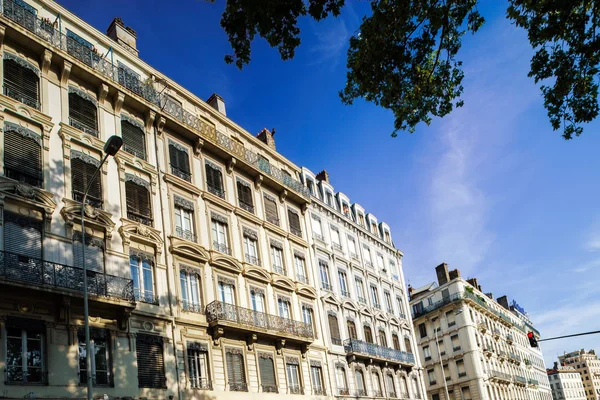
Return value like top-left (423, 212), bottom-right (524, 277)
top-left (58, 0), bottom-right (600, 365)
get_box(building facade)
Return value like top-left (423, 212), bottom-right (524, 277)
top-left (409, 264), bottom-right (552, 400)
top-left (299, 168), bottom-right (426, 400)
top-left (558, 350), bottom-right (600, 400)
top-left (0, 0), bottom-right (424, 399)
top-left (547, 365), bottom-right (586, 400)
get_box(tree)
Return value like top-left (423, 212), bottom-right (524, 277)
top-left (216, 0), bottom-right (600, 140)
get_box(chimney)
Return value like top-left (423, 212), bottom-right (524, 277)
top-left (256, 128), bottom-right (276, 151)
top-left (107, 18), bottom-right (138, 56)
top-left (478, 285), bottom-right (482, 292)
top-left (316, 170), bottom-right (330, 183)
top-left (436, 263), bottom-right (450, 286)
top-left (408, 285), bottom-right (414, 299)
top-left (554, 362), bottom-right (558, 370)
top-left (497, 295), bottom-right (510, 310)
top-left (466, 278), bottom-right (478, 290)
top-left (485, 292), bottom-right (493, 300)
top-left (448, 269), bottom-right (460, 280)
top-left (207, 93), bottom-right (227, 116)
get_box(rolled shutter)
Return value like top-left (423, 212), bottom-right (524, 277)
top-left (264, 196), bottom-right (279, 224)
top-left (348, 321), bottom-right (357, 339)
top-left (258, 356), bottom-right (276, 389)
top-left (3, 59), bottom-right (39, 108)
top-left (136, 334), bottom-right (166, 388)
top-left (4, 213), bottom-right (42, 259)
top-left (288, 209), bottom-right (301, 234)
top-left (71, 158), bottom-right (102, 206)
top-left (328, 315), bottom-right (340, 339)
top-left (4, 130), bottom-right (42, 187)
top-left (72, 232), bottom-right (104, 273)
top-left (205, 164), bottom-right (223, 194)
top-left (236, 181), bottom-right (253, 208)
top-left (68, 92), bottom-right (97, 136)
top-left (126, 181), bottom-right (152, 220)
top-left (169, 144), bottom-right (190, 173)
top-left (226, 352), bottom-right (246, 385)
top-left (122, 120), bottom-right (146, 160)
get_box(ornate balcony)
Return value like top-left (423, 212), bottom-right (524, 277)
top-left (4, 84), bottom-right (40, 110)
top-left (127, 210), bottom-right (153, 226)
top-left (290, 226), bottom-right (302, 238)
top-left (228, 382), bottom-right (248, 392)
top-left (213, 241), bottom-right (231, 255)
top-left (205, 301), bottom-right (313, 344)
top-left (372, 390), bottom-right (384, 397)
top-left (273, 265), bottom-right (286, 275)
top-left (262, 384), bottom-right (278, 393)
top-left (244, 254), bottom-right (260, 266)
top-left (358, 296), bottom-right (367, 304)
top-left (338, 388), bottom-right (350, 396)
top-left (5, 166), bottom-right (43, 188)
top-left (313, 387), bottom-right (327, 396)
top-left (528, 378), bottom-right (539, 387)
top-left (239, 200), bottom-right (254, 214)
top-left (296, 274), bottom-right (309, 284)
top-left (191, 378), bottom-right (212, 390)
top-left (514, 375), bottom-right (527, 387)
top-left (343, 338), bottom-right (415, 367)
top-left (72, 190), bottom-right (103, 209)
top-left (0, 250), bottom-right (135, 304)
top-left (170, 165), bottom-right (191, 182)
top-left (175, 226), bottom-right (197, 243)
top-left (181, 300), bottom-right (203, 314)
top-left (355, 389), bottom-right (368, 397)
top-left (289, 385), bottom-right (304, 395)
top-left (489, 370), bottom-right (512, 383)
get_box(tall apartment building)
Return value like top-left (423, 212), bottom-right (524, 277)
top-left (409, 264), bottom-right (552, 400)
top-left (547, 364), bottom-right (586, 400)
top-left (0, 0), bottom-right (425, 398)
top-left (299, 168), bottom-right (426, 400)
top-left (558, 350), bottom-right (600, 400)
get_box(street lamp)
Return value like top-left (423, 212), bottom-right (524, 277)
top-left (80, 135), bottom-right (122, 400)
top-left (434, 309), bottom-right (463, 400)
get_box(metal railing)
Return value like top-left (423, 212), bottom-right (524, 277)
top-left (372, 390), bottom-right (384, 397)
top-left (239, 200), bottom-right (254, 214)
top-left (244, 254), bottom-right (260, 266)
top-left (273, 265), bottom-right (286, 275)
top-left (313, 387), bottom-right (326, 396)
top-left (190, 377), bottom-right (212, 390)
top-left (266, 214), bottom-right (280, 226)
top-left (207, 185), bottom-right (225, 199)
top-left (181, 300), bottom-right (203, 313)
top-left (175, 226), bottom-right (197, 243)
top-left (313, 233), bottom-right (325, 242)
top-left (321, 281), bottom-right (333, 291)
top-left (127, 210), bottom-right (153, 226)
top-left (212, 241), bottom-right (231, 255)
top-left (338, 387), bottom-right (350, 396)
top-left (289, 385), bottom-right (303, 395)
top-left (296, 274), bottom-right (309, 284)
top-left (528, 378), bottom-right (539, 386)
top-left (290, 226), bottom-right (302, 238)
top-left (343, 338), bottom-right (415, 364)
top-left (68, 116), bottom-right (99, 137)
top-left (133, 289), bottom-right (159, 305)
top-left (489, 370), bottom-right (512, 382)
top-left (228, 381), bottom-right (248, 392)
top-left (205, 301), bottom-right (314, 339)
top-left (3, 84), bottom-right (40, 110)
top-left (5, 167), bottom-right (43, 188)
top-left (262, 384), bottom-right (278, 393)
top-left (332, 243), bottom-right (343, 251)
top-left (358, 296), bottom-right (367, 304)
top-left (170, 165), bottom-right (191, 182)
top-left (341, 290), bottom-right (351, 297)
top-left (355, 389), bottom-right (368, 397)
top-left (122, 144), bottom-right (146, 160)
top-left (514, 376), bottom-right (527, 385)
top-left (0, 250), bottom-right (135, 302)
top-left (332, 337), bottom-right (342, 345)
top-left (72, 190), bottom-right (103, 209)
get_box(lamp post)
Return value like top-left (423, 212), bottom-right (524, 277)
top-left (434, 309), bottom-right (463, 400)
top-left (81, 135), bottom-right (122, 400)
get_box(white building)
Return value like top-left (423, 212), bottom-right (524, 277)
top-left (547, 365), bottom-right (586, 400)
top-left (409, 263), bottom-right (552, 400)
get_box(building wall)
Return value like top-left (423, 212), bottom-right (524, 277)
top-left (548, 370), bottom-right (586, 400)
top-left (559, 351), bottom-right (600, 400)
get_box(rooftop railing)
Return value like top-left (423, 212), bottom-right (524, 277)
top-left (343, 338), bottom-right (415, 365)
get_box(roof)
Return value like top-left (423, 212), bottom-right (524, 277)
top-left (411, 282), bottom-right (437, 296)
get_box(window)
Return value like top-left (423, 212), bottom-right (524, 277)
top-left (432, 395), bottom-right (440, 400)
top-left (264, 194), bottom-right (279, 225)
top-left (278, 297), bottom-right (291, 319)
top-left (443, 364), bottom-right (450, 381)
top-left (3, 213), bottom-right (42, 259)
top-left (73, 231), bottom-right (104, 273)
top-left (243, 232), bottom-right (259, 265)
top-left (306, 178), bottom-right (315, 195)
top-left (386, 374), bottom-right (396, 397)
top-left (456, 359), bottom-right (466, 378)
top-left (461, 386), bottom-right (472, 400)
top-left (372, 372), bottom-right (382, 396)
top-left (392, 334), bottom-right (401, 350)
top-left (78, 328), bottom-right (110, 386)
top-left (364, 326), bottom-right (373, 343)
top-left (338, 270), bottom-right (349, 296)
top-left (370, 285), bottom-right (380, 308)
top-left (4, 55), bottom-right (40, 109)
top-left (259, 354), bottom-right (277, 393)
top-left (121, 117), bottom-right (146, 160)
top-left (347, 320), bottom-right (357, 339)
top-left (355, 279), bottom-right (366, 303)
top-left (396, 297), bottom-right (405, 318)
top-left (66, 30), bottom-right (95, 67)
top-left (384, 230), bottom-right (391, 243)
top-left (337, 367), bottom-right (349, 394)
top-left (130, 251), bottom-right (156, 304)
top-left (348, 237), bottom-right (358, 258)
top-left (302, 304), bottom-right (315, 335)
top-left (377, 254), bottom-right (385, 270)
top-left (226, 349), bottom-right (247, 391)
top-left (312, 215), bottom-right (323, 240)
top-left (419, 323), bottom-right (427, 338)
top-left (205, 161), bottom-right (224, 198)
top-left (358, 213), bottom-right (365, 226)
top-left (294, 254), bottom-right (308, 283)
top-left (326, 191), bottom-right (333, 206)
top-left (363, 246), bottom-right (373, 266)
top-left (211, 215), bottom-right (230, 254)
top-left (355, 369), bottom-right (366, 395)
top-left (288, 208), bottom-right (302, 237)
top-left (69, 89), bottom-right (98, 136)
top-left (428, 369), bottom-right (436, 384)
top-left (4, 123), bottom-right (42, 187)
top-left (180, 268), bottom-right (201, 312)
top-left (311, 365), bottom-right (325, 395)
top-left (320, 261), bottom-right (331, 290)
top-left (286, 359), bottom-right (302, 394)
top-left (168, 140), bottom-right (191, 181)
top-left (331, 227), bottom-right (342, 250)
top-left (378, 330), bottom-right (387, 347)
top-left (5, 319), bottom-right (44, 383)
top-left (125, 176), bottom-right (152, 226)
top-left (71, 153), bottom-right (102, 207)
top-left (136, 334), bottom-right (166, 388)
top-left (423, 345), bottom-right (432, 361)
top-left (342, 202), bottom-right (350, 217)
top-left (250, 288), bottom-right (265, 312)
top-left (384, 291), bottom-right (393, 313)
top-left (328, 314), bottom-right (341, 345)
top-left (236, 179), bottom-right (254, 213)
top-left (371, 222), bottom-right (378, 235)
top-left (174, 198), bottom-right (195, 242)
top-left (390, 260), bottom-right (398, 279)
top-left (451, 334), bottom-right (461, 351)
top-left (188, 343), bottom-right (210, 389)
top-left (218, 280), bottom-right (235, 304)
top-left (446, 311), bottom-right (456, 327)
top-left (404, 337), bottom-right (412, 353)
top-left (271, 245), bottom-right (285, 275)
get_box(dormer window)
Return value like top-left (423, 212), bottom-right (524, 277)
top-left (358, 213), bottom-right (365, 227)
top-left (326, 191), bottom-right (333, 206)
top-left (371, 222), bottom-right (378, 235)
top-left (306, 179), bottom-right (315, 195)
top-left (384, 230), bottom-right (391, 243)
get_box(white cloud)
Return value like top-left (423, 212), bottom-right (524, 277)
top-left (309, 17), bottom-right (350, 69)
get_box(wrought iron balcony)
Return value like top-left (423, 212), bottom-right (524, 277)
top-left (528, 378), bottom-right (539, 386)
top-left (399, 392), bottom-right (410, 399)
top-left (68, 116), bottom-right (99, 137)
top-left (122, 143), bottom-right (146, 160)
top-left (343, 338), bottom-right (415, 366)
top-left (207, 185), bottom-right (225, 199)
top-left (72, 190), bottom-right (103, 209)
top-left (127, 210), bottom-right (153, 226)
top-left (228, 381), bottom-right (248, 392)
top-left (266, 214), bottom-right (280, 226)
top-left (358, 297), bottom-right (367, 304)
top-left (262, 384), bottom-right (278, 393)
top-left (190, 377), bottom-right (212, 390)
top-left (514, 375), bottom-right (527, 386)
top-left (239, 200), bottom-right (254, 214)
top-left (355, 389), bottom-right (368, 397)
top-left (332, 242), bottom-right (343, 251)
top-left (313, 387), bottom-right (327, 396)
top-left (212, 241), bottom-right (231, 255)
top-left (289, 385), bottom-right (304, 395)
top-left (338, 387), bottom-right (350, 396)
top-left (372, 390), bottom-right (384, 397)
top-left (3, 84), bottom-right (40, 110)
top-left (290, 226), bottom-right (302, 238)
top-left (321, 281), bottom-right (333, 291)
top-left (181, 300), bottom-right (203, 314)
top-left (489, 370), bottom-right (512, 383)
top-left (273, 265), bottom-right (286, 275)
top-left (0, 250), bottom-right (135, 303)
top-left (341, 289), bottom-right (351, 297)
top-left (332, 336), bottom-right (342, 345)
top-left (5, 167), bottom-right (43, 188)
top-left (175, 226), bottom-right (197, 243)
top-left (244, 254), bottom-right (260, 266)
top-left (133, 289), bottom-right (159, 305)
top-left (170, 165), bottom-right (191, 182)
top-left (296, 274), bottom-right (309, 284)
top-left (205, 301), bottom-right (314, 343)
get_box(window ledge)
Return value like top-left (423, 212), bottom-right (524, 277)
top-left (164, 172), bottom-right (201, 196)
top-left (201, 191), bottom-right (234, 212)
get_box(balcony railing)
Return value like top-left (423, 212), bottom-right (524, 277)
top-left (68, 116), bottom-right (99, 137)
top-left (190, 377), bottom-right (212, 390)
top-left (207, 185), bottom-right (225, 199)
top-left (313, 387), bottom-right (327, 396)
top-left (332, 336), bottom-right (342, 345)
top-left (244, 254), bottom-right (260, 266)
top-left (205, 301), bottom-right (314, 340)
top-left (133, 289), bottom-right (159, 305)
top-left (266, 214), bottom-right (280, 226)
top-left (509, 353), bottom-right (521, 363)
top-left (3, 84), bottom-right (40, 110)
top-left (228, 381), bottom-right (248, 392)
top-left (122, 143), bottom-right (146, 160)
top-left (321, 281), bottom-right (333, 291)
top-left (350, 252), bottom-right (359, 260)
top-left (358, 296), bottom-right (367, 304)
top-left (372, 390), bottom-right (384, 397)
top-left (489, 370), bottom-right (512, 382)
top-left (296, 274), bottom-right (309, 284)
top-left (170, 165), bottom-right (191, 182)
top-left (313, 233), bottom-right (325, 242)
top-left (290, 226), bottom-right (302, 238)
top-left (213, 241), bottom-right (231, 255)
top-left (262, 384), bottom-right (278, 393)
top-left (343, 338), bottom-right (415, 365)
top-left (72, 190), bottom-right (103, 209)
top-left (239, 200), bottom-right (254, 214)
top-left (127, 210), bottom-right (153, 226)
top-left (289, 385), bottom-right (304, 395)
top-left (338, 387), bottom-right (350, 396)
top-left (341, 289), bottom-right (351, 297)
top-left (528, 379), bottom-right (539, 386)
top-left (181, 300), bottom-right (203, 314)
top-left (175, 226), bottom-right (197, 243)
top-left (506, 334), bottom-right (514, 343)
top-left (355, 389), bottom-right (368, 397)
top-left (5, 167), bottom-right (43, 188)
top-left (0, 250), bottom-right (134, 302)
top-left (514, 375), bottom-right (527, 386)
top-left (273, 265), bottom-right (286, 275)
top-left (332, 243), bottom-right (343, 251)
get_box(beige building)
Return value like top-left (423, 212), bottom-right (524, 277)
top-left (409, 264), bottom-right (552, 400)
top-left (547, 364), bottom-right (586, 400)
top-left (559, 350), bottom-right (600, 400)
top-left (0, 0), bottom-right (424, 399)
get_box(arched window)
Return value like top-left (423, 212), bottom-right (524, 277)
top-left (336, 366), bottom-right (348, 395)
top-left (378, 330), bottom-right (388, 347)
top-left (372, 371), bottom-right (382, 397)
top-left (328, 314), bottom-right (341, 345)
top-left (347, 320), bottom-right (357, 339)
top-left (404, 337), bottom-right (412, 353)
top-left (355, 369), bottom-right (366, 395)
top-left (386, 373), bottom-right (396, 397)
top-left (392, 334), bottom-right (401, 350)
top-left (4, 123), bottom-right (42, 187)
top-left (400, 376), bottom-right (409, 397)
top-left (364, 326), bottom-right (373, 343)
top-left (71, 152), bottom-right (102, 208)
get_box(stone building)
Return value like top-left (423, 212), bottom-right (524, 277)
top-left (409, 264), bottom-right (552, 400)
top-left (559, 350), bottom-right (600, 400)
top-left (0, 0), bottom-right (425, 399)
top-left (547, 364), bottom-right (586, 400)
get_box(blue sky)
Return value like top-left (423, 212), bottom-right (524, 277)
top-left (58, 0), bottom-right (600, 365)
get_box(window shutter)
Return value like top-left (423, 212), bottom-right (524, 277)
top-left (73, 232), bottom-right (104, 273)
top-left (68, 92), bottom-right (98, 136)
top-left (348, 321), bottom-right (357, 339)
top-left (264, 195), bottom-right (279, 225)
top-left (236, 181), bottom-right (253, 208)
top-left (126, 181), bottom-right (152, 218)
top-left (169, 144), bottom-right (190, 173)
top-left (4, 130), bottom-right (42, 187)
top-left (205, 163), bottom-right (223, 196)
top-left (258, 356), bottom-right (276, 389)
top-left (328, 315), bottom-right (340, 339)
top-left (122, 120), bottom-right (146, 160)
top-left (71, 158), bottom-right (102, 206)
top-left (136, 334), bottom-right (166, 388)
top-left (3, 59), bottom-right (39, 108)
top-left (4, 213), bottom-right (42, 259)
top-left (226, 352), bottom-right (246, 385)
top-left (288, 209), bottom-right (301, 235)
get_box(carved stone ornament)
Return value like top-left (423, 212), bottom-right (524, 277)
top-left (335, 362), bottom-right (346, 369)
top-left (125, 173), bottom-right (150, 189)
top-left (193, 138), bottom-right (204, 156)
top-left (40, 49), bottom-right (52, 75)
top-left (180, 264), bottom-right (201, 275)
top-left (254, 174), bottom-right (263, 190)
top-left (83, 204), bottom-right (98, 218)
top-left (174, 195), bottom-right (194, 211)
top-left (122, 113), bottom-right (145, 132)
top-left (169, 139), bottom-right (188, 153)
top-left (210, 212), bottom-right (227, 224)
top-left (226, 157), bottom-right (236, 174)
top-left (4, 52), bottom-right (40, 77)
top-left (293, 250), bottom-right (305, 259)
top-left (327, 310), bottom-right (337, 317)
top-left (69, 86), bottom-right (98, 106)
top-left (71, 150), bottom-right (101, 167)
top-left (73, 231), bottom-right (105, 249)
top-left (249, 286), bottom-right (265, 295)
top-left (259, 352), bottom-right (273, 360)
top-left (243, 227), bottom-right (258, 241)
top-left (14, 183), bottom-right (36, 199)
top-left (311, 213), bottom-right (321, 222)
top-left (263, 193), bottom-right (276, 202)
top-left (310, 360), bottom-right (322, 367)
top-left (129, 248), bottom-right (154, 262)
top-left (4, 122), bottom-right (42, 145)
top-left (286, 356), bottom-right (300, 365)
top-left (205, 159), bottom-right (222, 171)
top-left (188, 341), bottom-right (208, 352)
top-left (270, 239), bottom-right (283, 250)
top-left (302, 302), bottom-right (313, 311)
top-left (236, 177), bottom-right (251, 188)
top-left (217, 276), bottom-right (235, 286)
top-left (137, 224), bottom-right (150, 237)
top-left (278, 294), bottom-right (291, 303)
top-left (225, 347), bottom-right (243, 355)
